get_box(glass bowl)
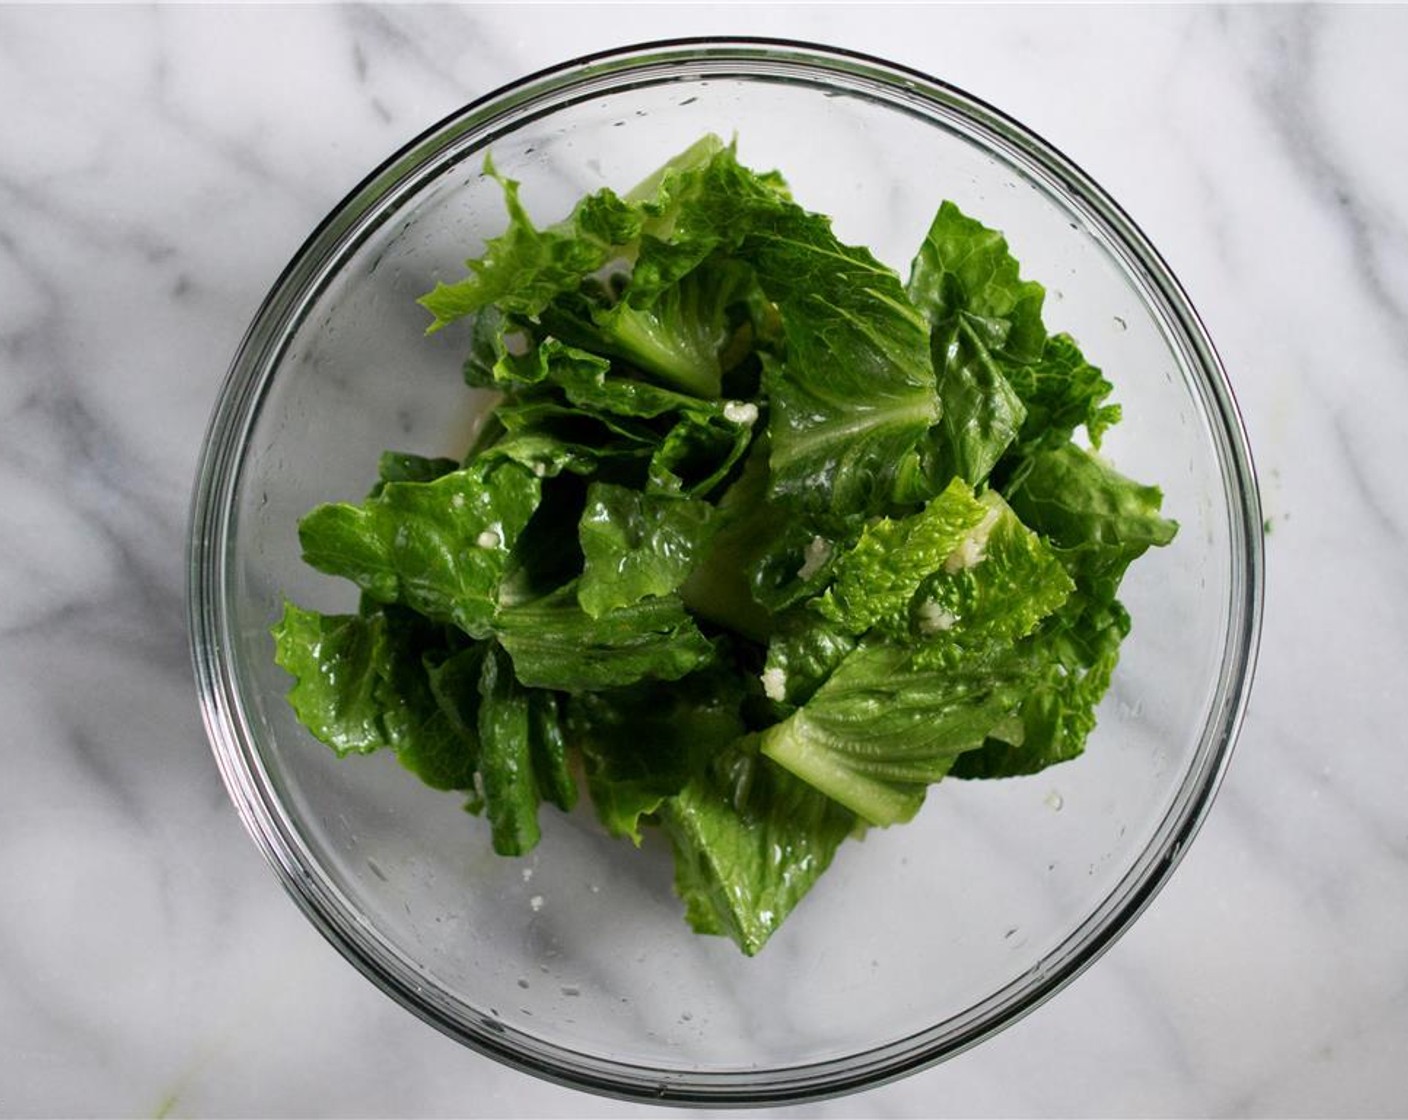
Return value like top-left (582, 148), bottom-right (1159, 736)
top-left (188, 39), bottom-right (1262, 1105)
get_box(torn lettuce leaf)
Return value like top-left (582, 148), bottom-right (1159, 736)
top-left (493, 584), bottom-right (716, 692)
top-left (952, 596), bottom-right (1128, 778)
top-left (475, 642), bottom-right (546, 855)
top-left (528, 688), bottom-right (576, 813)
top-left (949, 442), bottom-right (1177, 778)
top-left (906, 199), bottom-right (1048, 365)
top-left (746, 226), bottom-right (940, 522)
top-left (272, 601), bottom-right (399, 757)
top-left (566, 667), bottom-right (747, 845)
top-left (816, 478), bottom-right (989, 637)
top-left (761, 609), bottom-right (858, 708)
top-left (372, 450), bottom-right (462, 494)
top-left (577, 483), bottom-right (718, 618)
top-left (271, 602), bottom-right (477, 792)
top-left (424, 642), bottom-right (489, 742)
top-left (296, 459), bottom-right (540, 639)
top-left (916, 315), bottom-right (1029, 490)
top-left (1004, 442), bottom-right (1179, 592)
top-left (429, 136), bottom-right (763, 399)
top-left (899, 200), bottom-right (1122, 500)
top-left (545, 340), bottom-right (722, 421)
top-left (542, 255), bottom-right (758, 399)
top-left (463, 314), bottom-right (609, 392)
top-left (903, 200), bottom-right (1045, 489)
top-left (661, 734), bottom-right (858, 955)
top-left (418, 155), bottom-right (642, 329)
top-left (481, 393), bottom-right (656, 480)
top-left (675, 440), bottom-right (787, 642)
top-left (760, 641), bottom-right (1042, 826)
top-left (645, 409), bottom-right (755, 499)
top-left (905, 492), bottom-right (1075, 660)
top-left (1003, 332), bottom-right (1122, 454)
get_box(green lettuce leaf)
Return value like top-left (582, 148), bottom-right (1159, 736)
top-left (906, 492), bottom-right (1075, 659)
top-left (906, 199), bottom-right (1047, 365)
top-left (528, 686), bottom-right (576, 812)
top-left (673, 437), bottom-right (843, 641)
top-left (418, 155), bottom-right (642, 330)
top-left (577, 483), bottom-right (718, 618)
top-left (645, 409), bottom-right (756, 499)
top-left (378, 614), bottom-right (482, 791)
top-left (481, 394), bottom-right (655, 480)
top-left (566, 668), bottom-right (747, 844)
top-left (917, 316), bottom-right (1028, 490)
top-left (475, 334), bottom-right (759, 499)
top-left (661, 734), bottom-right (857, 955)
top-left (675, 442), bottom-right (781, 641)
top-left (371, 450), bottom-right (462, 495)
top-left (475, 642), bottom-right (543, 855)
top-left (951, 443), bottom-right (1177, 778)
top-left (816, 477), bottom-right (989, 636)
top-left (1003, 332), bottom-right (1122, 454)
top-left (463, 313), bottom-right (607, 391)
top-left (759, 641), bottom-right (1039, 825)
top-left (761, 609), bottom-right (858, 708)
top-left (951, 598), bottom-right (1127, 778)
top-left (297, 459), bottom-right (541, 638)
top-left (1004, 442), bottom-right (1179, 594)
top-left (423, 644), bottom-right (488, 740)
top-left (750, 238), bottom-right (939, 519)
top-left (493, 584), bottom-right (716, 692)
top-left (271, 602), bottom-right (477, 791)
top-left (547, 343), bottom-right (722, 421)
top-left (610, 143), bottom-right (941, 519)
top-left (897, 199), bottom-right (1046, 498)
top-left (425, 135), bottom-right (749, 394)
top-left (271, 601), bottom-right (395, 756)
top-left (543, 255), bottom-right (758, 399)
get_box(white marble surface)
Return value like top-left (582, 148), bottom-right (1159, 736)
top-left (2, 4), bottom-right (1406, 1116)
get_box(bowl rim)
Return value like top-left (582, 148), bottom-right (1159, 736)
top-left (187, 35), bottom-right (1264, 1106)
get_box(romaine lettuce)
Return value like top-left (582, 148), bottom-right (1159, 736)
top-left (273, 136), bottom-right (1177, 954)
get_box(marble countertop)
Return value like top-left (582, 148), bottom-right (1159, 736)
top-left (3, 5), bottom-right (1405, 1116)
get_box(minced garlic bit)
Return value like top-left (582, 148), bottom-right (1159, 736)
top-left (796, 535), bottom-right (833, 581)
top-left (722, 400), bottom-right (759, 426)
top-left (502, 329), bottom-right (531, 357)
top-left (475, 528), bottom-right (502, 549)
top-left (915, 599), bottom-right (957, 635)
top-left (944, 504), bottom-right (1002, 573)
top-left (761, 666), bottom-right (788, 703)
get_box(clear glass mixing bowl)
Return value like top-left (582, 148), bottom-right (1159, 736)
top-left (188, 39), bottom-right (1262, 1105)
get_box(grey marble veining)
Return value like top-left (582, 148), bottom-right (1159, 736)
top-left (2, 4), bottom-right (1406, 1116)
